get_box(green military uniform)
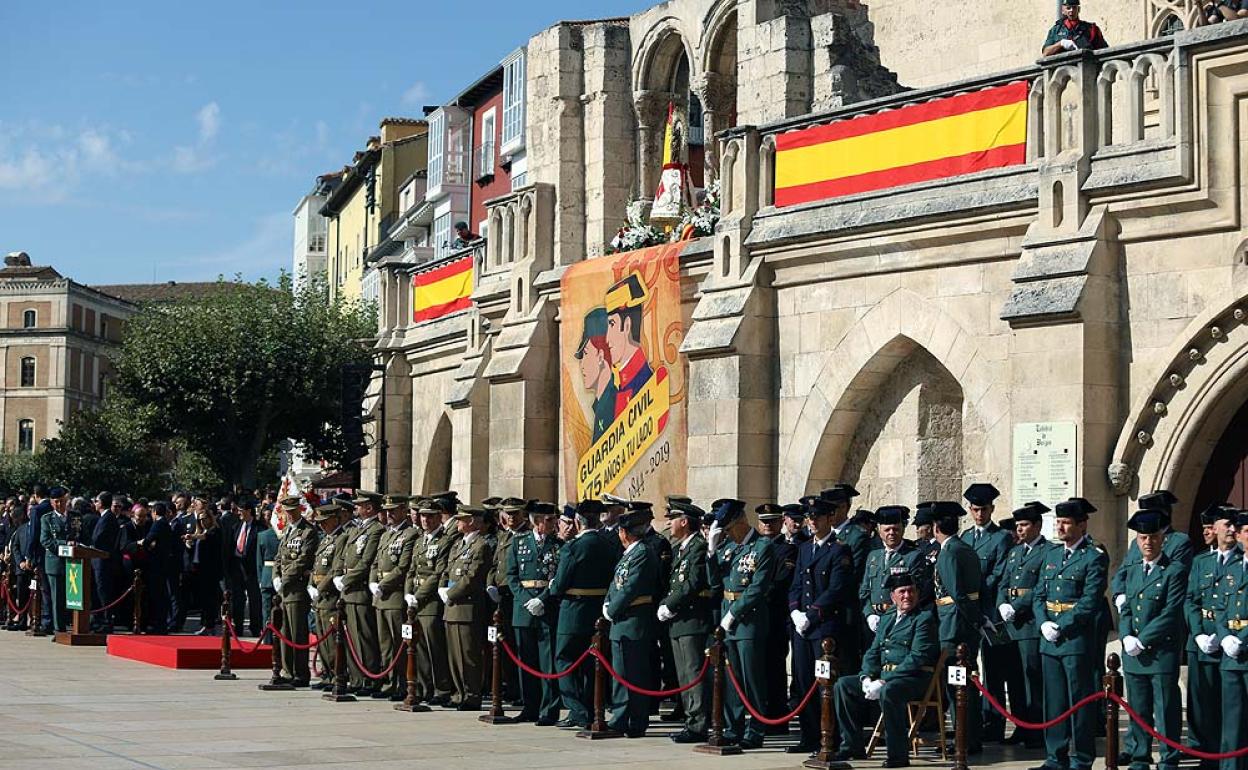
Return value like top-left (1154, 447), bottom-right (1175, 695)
top-left (1042, 16), bottom-right (1108, 52)
top-left (661, 524), bottom-right (712, 740)
top-left (490, 499), bottom-right (526, 703)
top-left (442, 510), bottom-right (493, 710)
top-left (273, 514), bottom-right (319, 685)
top-left (835, 519), bottom-right (871, 667)
top-left (507, 517), bottom-right (563, 723)
top-left (1031, 498), bottom-right (1108, 770)
top-left (39, 505), bottom-right (70, 633)
top-left (960, 513), bottom-right (1016, 742)
top-left (860, 540), bottom-right (924, 626)
top-left (834, 579), bottom-right (939, 762)
top-left (1215, 516), bottom-right (1248, 769)
top-left (709, 500), bottom-right (774, 749)
top-left (256, 523), bottom-right (280, 627)
top-left (1186, 514), bottom-right (1239, 762)
top-left (931, 506), bottom-right (983, 753)
top-left (642, 522), bottom-right (677, 699)
top-left (1118, 510), bottom-right (1186, 770)
top-left (311, 505), bottom-right (350, 688)
top-left (370, 500), bottom-right (419, 699)
top-left (339, 503), bottom-right (384, 694)
top-left (996, 505), bottom-right (1049, 746)
top-left (605, 512), bottom-right (661, 737)
top-left (540, 503), bottom-right (618, 728)
top-left (405, 508), bottom-right (458, 704)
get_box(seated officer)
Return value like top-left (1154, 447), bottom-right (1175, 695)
top-left (1042, 0), bottom-right (1108, 57)
top-left (833, 572), bottom-right (939, 767)
top-left (1118, 509), bottom-right (1185, 770)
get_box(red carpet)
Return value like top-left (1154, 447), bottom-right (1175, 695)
top-left (107, 634), bottom-right (274, 669)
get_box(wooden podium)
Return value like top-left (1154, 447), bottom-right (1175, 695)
top-left (56, 543), bottom-right (109, 646)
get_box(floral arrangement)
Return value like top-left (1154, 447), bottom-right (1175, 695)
top-left (605, 180), bottom-right (722, 254)
top-left (677, 179), bottom-right (720, 240)
top-left (607, 198), bottom-right (669, 254)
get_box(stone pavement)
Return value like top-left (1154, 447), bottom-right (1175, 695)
top-left (0, 633), bottom-right (1101, 769)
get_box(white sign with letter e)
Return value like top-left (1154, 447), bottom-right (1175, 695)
top-left (947, 665), bottom-right (967, 686)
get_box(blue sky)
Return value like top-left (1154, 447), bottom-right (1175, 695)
top-left (0, 1), bottom-right (655, 286)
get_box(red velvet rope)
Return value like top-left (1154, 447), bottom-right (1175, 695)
top-left (0, 578), bottom-right (32, 615)
top-left (589, 648), bottom-right (710, 697)
top-left (724, 659), bottom-right (819, 726)
top-left (268, 622), bottom-right (330, 651)
top-left (498, 637), bottom-right (593, 680)
top-left (342, 625), bottom-right (407, 680)
top-left (972, 676), bottom-right (1106, 730)
top-left (1109, 692), bottom-right (1248, 760)
top-left (223, 618), bottom-right (271, 653)
top-left (88, 583), bottom-right (134, 614)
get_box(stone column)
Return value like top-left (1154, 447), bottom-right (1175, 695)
top-left (633, 89), bottom-right (674, 202)
top-left (691, 72), bottom-right (737, 187)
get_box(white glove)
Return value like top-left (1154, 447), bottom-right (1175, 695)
top-left (861, 677), bottom-right (874, 696)
top-left (707, 522), bottom-right (723, 552)
top-left (864, 679), bottom-right (884, 701)
top-left (998, 603), bottom-right (1016, 623)
top-left (1122, 635), bottom-right (1144, 657)
top-left (332, 576), bottom-right (345, 592)
top-left (437, 586), bottom-right (450, 604)
top-left (1222, 635), bottom-right (1243, 659)
top-left (307, 586), bottom-right (319, 601)
top-left (1060, 38), bottom-right (1077, 51)
top-left (486, 585), bottom-right (501, 603)
top-left (272, 576), bottom-right (283, 592)
top-left (720, 611), bottom-right (735, 631)
top-left (657, 605), bottom-right (675, 622)
top-left (404, 593), bottom-right (417, 608)
top-left (525, 597), bottom-right (546, 617)
top-left (867, 613), bottom-right (881, 632)
top-left (602, 601), bottom-right (612, 622)
top-left (1041, 621), bottom-right (1060, 643)
top-left (791, 610), bottom-right (810, 634)
top-left (1197, 633), bottom-right (1218, 655)
top-left (368, 581), bottom-right (379, 594)
top-left (1115, 594), bottom-right (1127, 612)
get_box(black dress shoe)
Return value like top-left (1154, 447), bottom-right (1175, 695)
top-left (535, 717), bottom-right (558, 727)
top-left (738, 736), bottom-right (764, 750)
top-left (625, 731), bottom-right (647, 739)
top-left (1117, 753), bottom-right (1132, 765)
top-left (290, 680), bottom-right (310, 689)
top-left (833, 749), bottom-right (867, 761)
top-left (670, 730), bottom-right (707, 744)
top-left (371, 689), bottom-right (392, 699)
top-left (429, 695), bottom-right (452, 707)
top-left (882, 760), bottom-right (910, 768)
top-left (456, 701), bottom-right (481, 712)
top-left (786, 743), bottom-right (817, 754)
top-left (556, 718), bottom-right (585, 729)
top-left (1028, 765), bottom-right (1067, 770)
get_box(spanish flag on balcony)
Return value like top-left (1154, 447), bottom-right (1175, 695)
top-left (412, 255), bottom-right (473, 322)
top-left (774, 81), bottom-right (1028, 207)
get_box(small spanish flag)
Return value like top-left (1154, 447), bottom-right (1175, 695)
top-left (774, 81), bottom-right (1029, 207)
top-left (413, 255), bottom-right (473, 322)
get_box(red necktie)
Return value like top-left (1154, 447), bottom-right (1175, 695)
top-left (236, 523), bottom-right (248, 555)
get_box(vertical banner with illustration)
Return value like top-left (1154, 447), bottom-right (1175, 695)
top-left (560, 243), bottom-right (687, 502)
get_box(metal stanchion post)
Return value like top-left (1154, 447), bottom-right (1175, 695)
top-left (805, 638), bottom-right (850, 769)
top-left (953, 643), bottom-right (970, 770)
top-left (694, 627), bottom-right (742, 755)
top-left (131, 569), bottom-right (144, 634)
top-left (324, 598), bottom-right (356, 702)
top-left (481, 608), bottom-right (516, 724)
top-left (27, 568), bottom-right (45, 637)
top-left (214, 590), bottom-right (238, 680)
top-left (260, 602), bottom-right (294, 690)
top-left (1105, 653), bottom-right (1122, 770)
top-left (577, 617), bottom-right (622, 740)
top-left (395, 606), bottom-right (430, 712)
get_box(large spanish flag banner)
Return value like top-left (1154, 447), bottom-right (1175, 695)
top-left (413, 255), bottom-right (473, 322)
top-left (774, 81), bottom-right (1029, 207)
top-left (559, 243), bottom-right (688, 502)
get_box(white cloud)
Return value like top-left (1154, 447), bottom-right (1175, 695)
top-left (401, 81), bottom-right (430, 106)
top-left (172, 102), bottom-right (222, 174)
top-left (197, 102), bottom-right (220, 142)
top-left (0, 121), bottom-right (142, 200)
top-left (171, 145), bottom-right (215, 173)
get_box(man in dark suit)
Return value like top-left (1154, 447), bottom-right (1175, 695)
top-left (789, 496), bottom-right (855, 756)
top-left (91, 492), bottom-right (130, 633)
top-left (136, 501), bottom-right (177, 633)
top-left (225, 497), bottom-right (263, 636)
top-left (169, 492), bottom-right (196, 631)
top-left (7, 505), bottom-right (31, 630)
top-left (26, 484), bottom-right (51, 632)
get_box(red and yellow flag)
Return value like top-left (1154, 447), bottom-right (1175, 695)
top-left (774, 81), bottom-right (1028, 207)
top-left (413, 255), bottom-right (473, 322)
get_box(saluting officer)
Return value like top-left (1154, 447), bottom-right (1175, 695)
top-left (708, 497), bottom-right (775, 750)
top-left (758, 503), bottom-right (797, 729)
top-left (370, 494), bottom-right (419, 701)
top-left (658, 498), bottom-right (712, 744)
top-left (1118, 509), bottom-right (1186, 770)
top-left (930, 500), bottom-right (983, 755)
top-left (510, 501), bottom-right (564, 725)
top-left (861, 506), bottom-right (924, 636)
top-left (1187, 504), bottom-right (1240, 768)
top-left (788, 497), bottom-right (854, 757)
top-left (833, 572), bottom-right (940, 767)
top-left (309, 500), bottom-right (350, 691)
top-left (603, 502), bottom-right (661, 738)
top-left (541, 500), bottom-right (617, 729)
top-left (960, 483), bottom-right (1017, 743)
top-left (440, 505), bottom-right (493, 711)
top-left (1030, 497), bottom-right (1107, 770)
top-left (271, 494), bottom-right (319, 687)
top-left (404, 494), bottom-right (460, 706)
top-left (995, 501), bottom-right (1050, 748)
top-left (333, 491), bottom-right (384, 697)
top-left (1214, 511), bottom-right (1248, 768)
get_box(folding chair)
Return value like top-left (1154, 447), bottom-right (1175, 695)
top-left (865, 649), bottom-right (949, 760)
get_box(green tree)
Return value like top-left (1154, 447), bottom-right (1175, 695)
top-left (111, 275), bottom-right (376, 488)
top-left (40, 398), bottom-right (165, 496)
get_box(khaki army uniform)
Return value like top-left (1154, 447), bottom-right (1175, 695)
top-left (406, 521), bottom-right (459, 703)
top-left (312, 517), bottom-right (350, 688)
top-left (340, 515), bottom-right (384, 692)
top-left (442, 525), bottom-right (493, 709)
top-left (272, 516), bottom-right (319, 684)
top-left (371, 516), bottom-right (419, 699)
